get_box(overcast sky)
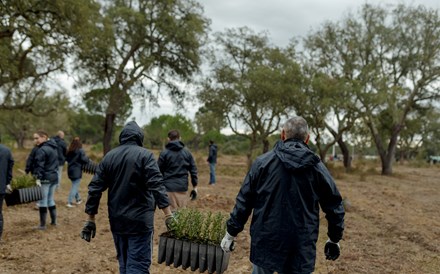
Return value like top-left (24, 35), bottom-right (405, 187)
top-left (127, 0), bottom-right (440, 127)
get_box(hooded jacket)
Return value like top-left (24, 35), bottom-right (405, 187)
top-left (85, 121), bottom-right (170, 234)
top-left (52, 135), bottom-right (67, 166)
top-left (66, 148), bottom-right (89, 180)
top-left (34, 139), bottom-right (59, 184)
top-left (25, 146), bottom-right (39, 175)
top-left (207, 143), bottom-right (217, 164)
top-left (226, 139), bottom-right (345, 273)
top-left (157, 140), bottom-right (198, 192)
top-left (0, 144), bottom-right (14, 194)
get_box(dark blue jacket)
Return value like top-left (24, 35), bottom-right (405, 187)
top-left (85, 121), bottom-right (170, 234)
top-left (207, 143), bottom-right (217, 164)
top-left (34, 139), bottom-right (59, 184)
top-left (52, 135), bottom-right (67, 166)
top-left (226, 139), bottom-right (345, 273)
top-left (25, 146), bottom-right (39, 175)
top-left (66, 148), bottom-right (89, 180)
top-left (158, 140), bottom-right (198, 192)
top-left (0, 144), bottom-right (14, 194)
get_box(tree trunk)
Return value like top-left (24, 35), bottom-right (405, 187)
top-left (103, 113), bottom-right (116, 155)
top-left (337, 138), bottom-right (352, 171)
top-left (262, 139), bottom-right (270, 153)
top-left (246, 137), bottom-right (257, 170)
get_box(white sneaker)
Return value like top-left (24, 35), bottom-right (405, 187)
top-left (66, 204), bottom-right (75, 208)
top-left (76, 200), bottom-right (82, 205)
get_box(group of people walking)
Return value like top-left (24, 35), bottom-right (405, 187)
top-left (1, 116), bottom-right (345, 274)
top-left (2, 130), bottom-right (91, 232)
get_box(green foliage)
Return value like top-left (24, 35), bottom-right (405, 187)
top-left (69, 109), bottom-right (105, 144)
top-left (10, 174), bottom-right (36, 190)
top-left (167, 208), bottom-right (229, 245)
top-left (144, 114), bottom-right (196, 149)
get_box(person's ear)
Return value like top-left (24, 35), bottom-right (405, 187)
top-left (281, 129), bottom-right (286, 141)
top-left (305, 134), bottom-right (310, 144)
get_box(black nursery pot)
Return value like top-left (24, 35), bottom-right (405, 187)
top-left (173, 239), bottom-right (184, 268)
top-left (158, 235), bottom-right (167, 264)
top-left (5, 186), bottom-right (42, 206)
top-left (181, 240), bottom-right (191, 270)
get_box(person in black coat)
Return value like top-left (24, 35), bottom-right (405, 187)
top-left (33, 130), bottom-right (59, 229)
top-left (0, 136), bottom-right (14, 242)
top-left (81, 121), bottom-right (173, 274)
top-left (158, 129), bottom-right (198, 211)
top-left (52, 130), bottom-right (67, 190)
top-left (221, 116), bottom-right (345, 274)
top-left (25, 145), bottom-right (39, 176)
top-left (207, 140), bottom-right (217, 185)
top-left (65, 137), bottom-right (89, 207)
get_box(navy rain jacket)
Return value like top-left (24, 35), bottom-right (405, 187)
top-left (66, 148), bottom-right (89, 180)
top-left (85, 121), bottom-right (170, 234)
top-left (25, 146), bottom-right (38, 175)
top-left (52, 135), bottom-right (67, 166)
top-left (0, 144), bottom-right (14, 194)
top-left (34, 139), bottom-right (59, 184)
top-left (226, 139), bottom-right (345, 273)
top-left (157, 140), bottom-right (198, 192)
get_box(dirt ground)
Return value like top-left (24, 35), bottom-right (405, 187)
top-left (1, 150), bottom-right (439, 274)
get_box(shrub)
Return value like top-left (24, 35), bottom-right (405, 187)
top-left (168, 208), bottom-right (229, 245)
top-left (10, 174), bottom-right (36, 190)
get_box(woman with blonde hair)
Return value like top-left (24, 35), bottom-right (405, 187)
top-left (33, 130), bottom-right (59, 229)
top-left (66, 137), bottom-right (90, 207)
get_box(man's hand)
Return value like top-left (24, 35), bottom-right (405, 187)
top-left (221, 231), bottom-right (236, 253)
top-left (80, 221), bottom-right (96, 242)
top-left (324, 239), bottom-right (340, 260)
top-left (36, 179), bottom-right (41, 187)
top-left (6, 184), bottom-right (12, 194)
top-left (190, 189), bottom-right (198, 201)
top-left (165, 214), bottom-right (175, 231)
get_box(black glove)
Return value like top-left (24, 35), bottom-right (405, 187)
top-left (80, 221), bottom-right (96, 242)
top-left (324, 239), bottom-right (340, 260)
top-left (190, 189), bottom-right (198, 200)
top-left (165, 214), bottom-right (175, 231)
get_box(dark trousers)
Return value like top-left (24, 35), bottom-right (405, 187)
top-left (112, 231), bottom-right (153, 274)
top-left (0, 194), bottom-right (4, 240)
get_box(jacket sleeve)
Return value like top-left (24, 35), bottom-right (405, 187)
top-left (316, 162), bottom-right (345, 242)
top-left (157, 151), bottom-right (166, 174)
top-left (85, 161), bottom-right (107, 215)
top-left (80, 149), bottom-right (89, 164)
top-left (143, 153), bottom-right (169, 209)
top-left (7, 151), bottom-right (14, 184)
top-left (188, 152), bottom-right (198, 187)
top-left (34, 148), bottom-right (46, 180)
top-left (25, 148), bottom-right (36, 174)
top-left (226, 166), bottom-right (256, 237)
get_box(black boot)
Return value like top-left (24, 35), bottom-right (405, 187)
top-left (38, 207), bottom-right (47, 230)
top-left (48, 205), bottom-right (57, 226)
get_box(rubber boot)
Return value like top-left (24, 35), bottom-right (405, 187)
top-left (38, 207), bottom-right (47, 230)
top-left (48, 205), bottom-right (57, 226)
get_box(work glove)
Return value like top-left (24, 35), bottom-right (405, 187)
top-left (221, 231), bottom-right (236, 253)
top-left (80, 221), bottom-right (96, 242)
top-left (165, 214), bottom-right (175, 231)
top-left (36, 179), bottom-right (41, 187)
top-left (6, 184), bottom-right (13, 194)
top-left (324, 239), bottom-right (340, 260)
top-left (190, 189), bottom-right (198, 201)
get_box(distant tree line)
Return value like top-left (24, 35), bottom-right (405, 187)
top-left (1, 2), bottom-right (439, 175)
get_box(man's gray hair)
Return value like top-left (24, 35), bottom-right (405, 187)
top-left (283, 117), bottom-right (309, 141)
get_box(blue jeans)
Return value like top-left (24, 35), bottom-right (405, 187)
top-left (68, 178), bottom-right (81, 204)
top-left (209, 163), bottom-right (216, 184)
top-left (112, 231), bottom-right (153, 274)
top-left (0, 194), bottom-right (4, 240)
top-left (56, 166), bottom-right (63, 189)
top-left (39, 182), bottom-right (57, 207)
